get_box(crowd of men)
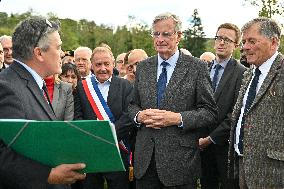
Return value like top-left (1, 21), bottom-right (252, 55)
top-left (0, 12), bottom-right (283, 189)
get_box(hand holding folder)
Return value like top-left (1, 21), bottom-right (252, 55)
top-left (0, 119), bottom-right (125, 173)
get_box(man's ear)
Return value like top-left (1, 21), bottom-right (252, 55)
top-left (33, 47), bottom-right (44, 62)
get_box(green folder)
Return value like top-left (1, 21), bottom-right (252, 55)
top-left (0, 119), bottom-right (125, 173)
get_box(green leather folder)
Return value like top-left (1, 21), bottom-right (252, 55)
top-left (0, 119), bottom-right (125, 173)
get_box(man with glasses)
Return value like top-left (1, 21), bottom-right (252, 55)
top-left (74, 46), bottom-right (92, 79)
top-left (115, 52), bottom-right (127, 77)
top-left (198, 23), bottom-right (247, 189)
top-left (0, 35), bottom-right (13, 68)
top-left (0, 17), bottom-right (86, 189)
top-left (129, 12), bottom-right (217, 189)
top-left (228, 17), bottom-right (284, 189)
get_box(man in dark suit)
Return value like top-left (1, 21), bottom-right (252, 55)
top-left (228, 17), bottom-right (284, 188)
top-left (198, 23), bottom-right (247, 189)
top-left (128, 12), bottom-right (218, 189)
top-left (0, 17), bottom-right (86, 189)
top-left (74, 46), bottom-right (133, 189)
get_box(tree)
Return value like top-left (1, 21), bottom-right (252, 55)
top-left (181, 9), bottom-right (206, 57)
top-left (244, 0), bottom-right (284, 17)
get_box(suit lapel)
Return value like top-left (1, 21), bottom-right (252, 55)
top-left (12, 61), bottom-right (56, 120)
top-left (107, 76), bottom-right (119, 107)
top-left (163, 53), bottom-right (188, 101)
top-left (27, 80), bottom-right (57, 120)
top-left (144, 56), bottom-right (159, 107)
top-left (214, 59), bottom-right (236, 100)
top-left (52, 83), bottom-right (60, 113)
top-left (249, 54), bottom-right (284, 111)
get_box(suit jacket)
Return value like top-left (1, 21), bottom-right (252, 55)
top-left (228, 53), bottom-right (284, 188)
top-left (0, 61), bottom-right (67, 189)
top-left (52, 81), bottom-right (74, 121)
top-left (128, 51), bottom-right (218, 186)
top-left (200, 58), bottom-right (247, 145)
top-left (74, 75), bottom-right (134, 151)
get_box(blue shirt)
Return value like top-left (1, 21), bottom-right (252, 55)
top-left (157, 50), bottom-right (179, 84)
top-left (210, 58), bottom-right (230, 88)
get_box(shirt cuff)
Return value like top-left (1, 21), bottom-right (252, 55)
top-left (209, 136), bottom-right (216, 144)
top-left (177, 113), bottom-right (183, 128)
top-left (134, 111), bottom-right (142, 127)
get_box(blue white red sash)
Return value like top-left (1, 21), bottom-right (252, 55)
top-left (82, 76), bottom-right (130, 154)
top-left (82, 77), bottom-right (114, 122)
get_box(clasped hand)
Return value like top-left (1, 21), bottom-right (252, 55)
top-left (137, 108), bottom-right (181, 129)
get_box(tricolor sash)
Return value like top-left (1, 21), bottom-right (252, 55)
top-left (82, 76), bottom-right (130, 154)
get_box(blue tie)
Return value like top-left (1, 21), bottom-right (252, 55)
top-left (157, 61), bottom-right (168, 107)
top-left (238, 68), bottom-right (261, 154)
top-left (212, 64), bottom-right (222, 91)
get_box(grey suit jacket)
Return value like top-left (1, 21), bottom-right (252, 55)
top-left (228, 53), bottom-right (284, 188)
top-left (0, 61), bottom-right (67, 189)
top-left (129, 51), bottom-right (218, 186)
top-left (52, 81), bottom-right (74, 121)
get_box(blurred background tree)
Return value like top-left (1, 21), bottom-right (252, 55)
top-left (181, 9), bottom-right (206, 57)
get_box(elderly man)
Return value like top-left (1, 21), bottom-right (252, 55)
top-left (129, 12), bottom-right (217, 189)
top-left (115, 52), bottom-right (127, 77)
top-left (74, 46), bottom-right (134, 189)
top-left (0, 35), bottom-right (13, 68)
top-left (228, 17), bottom-right (284, 189)
top-left (74, 46), bottom-right (92, 79)
top-left (0, 17), bottom-right (86, 189)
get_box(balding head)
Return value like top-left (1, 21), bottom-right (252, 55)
top-left (200, 52), bottom-right (215, 63)
top-left (127, 49), bottom-right (148, 66)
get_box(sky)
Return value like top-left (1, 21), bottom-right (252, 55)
top-left (1, 0), bottom-right (282, 38)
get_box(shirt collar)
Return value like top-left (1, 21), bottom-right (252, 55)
top-left (255, 51), bottom-right (279, 75)
top-left (14, 59), bottom-right (44, 89)
top-left (212, 57), bottom-right (230, 69)
top-left (158, 50), bottom-right (179, 67)
top-left (94, 75), bottom-right (112, 84)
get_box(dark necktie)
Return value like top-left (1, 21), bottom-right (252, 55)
top-left (212, 64), bottom-right (223, 91)
top-left (42, 83), bottom-right (55, 113)
top-left (157, 61), bottom-right (169, 107)
top-left (238, 68), bottom-right (261, 154)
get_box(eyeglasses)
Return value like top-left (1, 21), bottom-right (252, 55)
top-left (214, 36), bottom-right (235, 44)
top-left (34, 19), bottom-right (53, 47)
top-left (3, 47), bottom-right (12, 54)
top-left (151, 31), bottom-right (177, 38)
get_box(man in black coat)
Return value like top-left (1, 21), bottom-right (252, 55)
top-left (199, 23), bottom-right (247, 189)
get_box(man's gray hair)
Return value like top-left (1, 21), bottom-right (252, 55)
top-left (152, 12), bottom-right (182, 32)
top-left (12, 16), bottom-right (60, 61)
top-left (242, 17), bottom-right (281, 40)
top-left (74, 46), bottom-right (92, 57)
top-left (0, 35), bottom-right (12, 44)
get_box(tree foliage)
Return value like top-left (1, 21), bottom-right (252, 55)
top-left (245, 0), bottom-right (284, 17)
top-left (0, 10), bottom-right (156, 57)
top-left (181, 9), bottom-right (206, 57)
